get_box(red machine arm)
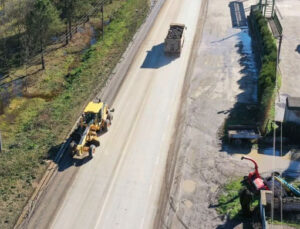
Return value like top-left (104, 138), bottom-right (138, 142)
top-left (241, 156), bottom-right (260, 179)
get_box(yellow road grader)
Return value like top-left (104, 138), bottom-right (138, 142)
top-left (69, 100), bottom-right (113, 159)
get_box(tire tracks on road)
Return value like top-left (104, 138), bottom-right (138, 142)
top-left (153, 0), bottom-right (209, 228)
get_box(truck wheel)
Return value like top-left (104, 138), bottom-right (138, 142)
top-left (108, 112), bottom-right (113, 121)
top-left (70, 141), bottom-right (77, 156)
top-left (103, 120), bottom-right (109, 132)
top-left (89, 145), bottom-right (96, 158)
top-left (90, 139), bottom-right (100, 147)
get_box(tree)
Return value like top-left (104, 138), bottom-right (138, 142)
top-left (5, 0), bottom-right (33, 65)
top-left (25, 0), bottom-right (61, 69)
top-left (54, 0), bottom-right (93, 44)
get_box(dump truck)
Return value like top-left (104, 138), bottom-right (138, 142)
top-left (164, 23), bottom-right (186, 55)
top-left (70, 100), bottom-right (113, 159)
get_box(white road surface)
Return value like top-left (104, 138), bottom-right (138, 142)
top-left (50, 0), bottom-right (202, 228)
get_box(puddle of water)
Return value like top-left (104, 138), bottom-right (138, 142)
top-left (90, 27), bottom-right (97, 46)
top-left (237, 28), bottom-right (258, 103)
top-left (78, 27), bottom-right (85, 34)
top-left (259, 147), bottom-right (281, 156)
top-left (51, 36), bottom-right (58, 42)
top-left (182, 180), bottom-right (196, 193)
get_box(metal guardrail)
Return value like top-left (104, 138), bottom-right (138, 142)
top-left (273, 11), bottom-right (283, 35)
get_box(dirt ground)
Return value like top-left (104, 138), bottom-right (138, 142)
top-left (158, 0), bottom-right (300, 228)
top-left (158, 0), bottom-right (265, 228)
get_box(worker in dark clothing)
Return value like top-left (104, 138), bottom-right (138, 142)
top-left (240, 188), bottom-right (252, 217)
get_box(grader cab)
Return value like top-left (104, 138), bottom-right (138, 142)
top-left (70, 101), bottom-right (113, 159)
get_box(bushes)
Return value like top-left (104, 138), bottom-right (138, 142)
top-left (251, 10), bottom-right (278, 134)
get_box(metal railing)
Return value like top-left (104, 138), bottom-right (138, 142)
top-left (273, 11), bottom-right (283, 35)
top-left (0, 131), bottom-right (2, 153)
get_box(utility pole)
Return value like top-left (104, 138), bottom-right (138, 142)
top-left (277, 34), bottom-right (283, 63)
top-left (0, 131), bottom-right (2, 153)
top-left (65, 0), bottom-right (69, 45)
top-left (259, 0), bottom-right (262, 11)
top-left (101, 3), bottom-right (104, 39)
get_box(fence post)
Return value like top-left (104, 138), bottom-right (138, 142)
top-left (271, 0), bottom-right (275, 18)
top-left (101, 4), bottom-right (104, 39)
top-left (260, 190), bottom-right (268, 229)
top-left (0, 131), bottom-right (2, 153)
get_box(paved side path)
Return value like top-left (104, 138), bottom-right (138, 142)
top-left (275, 0), bottom-right (300, 121)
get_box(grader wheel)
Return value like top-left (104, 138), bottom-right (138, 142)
top-left (103, 119), bottom-right (110, 132)
top-left (89, 145), bottom-right (96, 158)
top-left (108, 112), bottom-right (113, 121)
top-left (70, 141), bottom-right (77, 156)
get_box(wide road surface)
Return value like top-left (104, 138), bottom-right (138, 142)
top-left (48, 0), bottom-right (202, 228)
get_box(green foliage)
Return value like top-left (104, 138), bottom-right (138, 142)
top-left (217, 178), bottom-right (243, 219)
top-left (217, 178), bottom-right (259, 220)
top-left (0, 0), bottom-right (149, 227)
top-left (26, 0), bottom-right (61, 43)
top-left (25, 0), bottom-right (62, 68)
top-left (72, 0), bottom-right (93, 19)
top-left (251, 10), bottom-right (278, 134)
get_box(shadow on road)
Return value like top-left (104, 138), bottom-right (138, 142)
top-left (229, 1), bottom-right (247, 28)
top-left (48, 143), bottom-right (93, 172)
top-left (57, 152), bottom-right (92, 172)
top-left (282, 148), bottom-right (300, 181)
top-left (296, 44), bottom-right (300, 54)
top-left (217, 1), bottom-right (259, 155)
top-left (216, 208), bottom-right (261, 229)
top-left (209, 195), bottom-right (239, 208)
top-left (140, 43), bottom-right (178, 69)
top-left (219, 28), bottom-right (259, 155)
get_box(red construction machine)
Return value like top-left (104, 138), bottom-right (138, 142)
top-left (239, 156), bottom-right (269, 216)
top-left (241, 156), bottom-right (269, 193)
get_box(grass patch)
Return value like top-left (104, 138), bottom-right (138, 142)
top-left (270, 220), bottom-right (300, 228)
top-left (217, 178), bottom-right (259, 220)
top-left (0, 0), bottom-right (149, 228)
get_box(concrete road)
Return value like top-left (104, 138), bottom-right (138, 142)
top-left (277, 0), bottom-right (300, 97)
top-left (158, 0), bottom-right (264, 228)
top-left (159, 0), bottom-right (300, 228)
top-left (46, 0), bottom-right (202, 229)
top-left (275, 0), bottom-right (300, 121)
